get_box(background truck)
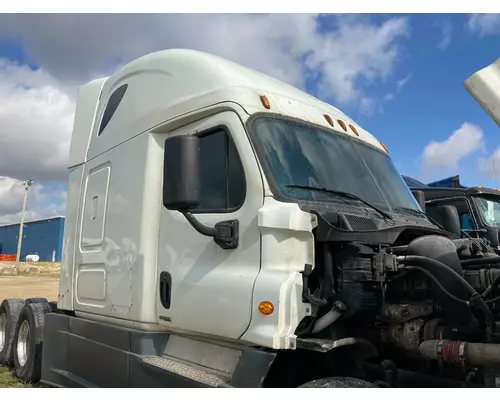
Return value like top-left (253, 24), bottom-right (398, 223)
top-left (3, 49), bottom-right (500, 388)
top-left (401, 58), bottom-right (500, 254)
top-left (404, 175), bottom-right (500, 253)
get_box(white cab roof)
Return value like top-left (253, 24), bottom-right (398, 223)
top-left (69, 49), bottom-right (388, 167)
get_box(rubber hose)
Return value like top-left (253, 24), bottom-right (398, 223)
top-left (420, 340), bottom-right (500, 368)
top-left (398, 255), bottom-right (494, 326)
top-left (461, 256), bottom-right (500, 266)
top-left (397, 255), bottom-right (476, 297)
top-left (402, 266), bottom-right (469, 306)
top-left (311, 309), bottom-right (342, 334)
top-left (295, 318), bottom-right (315, 337)
top-left (482, 274), bottom-right (500, 298)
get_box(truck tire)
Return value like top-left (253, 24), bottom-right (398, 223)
top-left (25, 298), bottom-right (57, 313)
top-left (24, 298), bottom-right (48, 305)
top-left (298, 377), bottom-right (378, 388)
top-left (12, 302), bottom-right (51, 383)
top-left (0, 299), bottom-right (25, 366)
top-left (48, 301), bottom-right (58, 312)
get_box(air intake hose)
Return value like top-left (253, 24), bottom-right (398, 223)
top-left (397, 255), bottom-right (493, 330)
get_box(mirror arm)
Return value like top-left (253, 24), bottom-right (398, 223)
top-left (182, 211), bottom-right (217, 237)
top-left (181, 210), bottom-right (239, 250)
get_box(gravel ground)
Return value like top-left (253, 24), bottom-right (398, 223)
top-left (0, 275), bottom-right (59, 301)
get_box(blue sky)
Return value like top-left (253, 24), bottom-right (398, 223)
top-left (0, 13), bottom-right (499, 222)
top-left (313, 14), bottom-right (500, 188)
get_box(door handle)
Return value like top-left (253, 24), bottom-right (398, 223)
top-left (159, 271), bottom-right (172, 309)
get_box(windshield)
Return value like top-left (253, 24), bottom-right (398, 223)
top-left (249, 116), bottom-right (421, 213)
top-left (475, 195), bottom-right (500, 227)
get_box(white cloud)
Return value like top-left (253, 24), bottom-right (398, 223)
top-left (420, 122), bottom-right (485, 174)
top-left (0, 177), bottom-right (64, 225)
top-left (396, 74), bottom-right (411, 92)
top-left (0, 60), bottom-right (73, 222)
top-left (479, 148), bottom-right (500, 179)
top-left (381, 73), bottom-right (411, 103)
top-left (0, 205), bottom-right (66, 226)
top-left (0, 177), bottom-right (31, 216)
top-left (468, 14), bottom-right (500, 36)
top-left (0, 60), bottom-right (75, 182)
top-left (0, 14), bottom-right (411, 221)
top-left (437, 20), bottom-right (453, 50)
top-left (0, 14), bottom-right (409, 110)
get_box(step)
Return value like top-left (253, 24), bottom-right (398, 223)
top-left (141, 356), bottom-right (231, 387)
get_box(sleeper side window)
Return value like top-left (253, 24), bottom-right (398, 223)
top-left (98, 84), bottom-right (128, 136)
top-left (192, 128), bottom-right (246, 213)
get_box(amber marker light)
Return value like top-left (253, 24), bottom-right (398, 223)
top-left (324, 114), bottom-right (334, 127)
top-left (258, 301), bottom-right (274, 316)
top-left (349, 124), bottom-right (360, 137)
top-left (260, 95), bottom-right (271, 109)
top-left (337, 119), bottom-right (347, 132)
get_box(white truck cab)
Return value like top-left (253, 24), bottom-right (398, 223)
top-left (6, 49), bottom-right (500, 389)
top-left (59, 48), bottom-right (401, 351)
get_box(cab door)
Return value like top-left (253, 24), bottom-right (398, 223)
top-left (156, 110), bottom-right (264, 339)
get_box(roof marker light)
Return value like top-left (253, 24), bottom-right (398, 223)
top-left (380, 142), bottom-right (389, 153)
top-left (324, 114), bottom-right (334, 127)
top-left (260, 95), bottom-right (271, 109)
top-left (337, 119), bottom-right (347, 132)
top-left (349, 124), bottom-right (360, 137)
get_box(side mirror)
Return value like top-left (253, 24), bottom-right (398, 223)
top-left (162, 134), bottom-right (239, 250)
top-left (437, 205), bottom-right (462, 238)
top-left (411, 190), bottom-right (426, 213)
top-left (163, 135), bottom-right (201, 211)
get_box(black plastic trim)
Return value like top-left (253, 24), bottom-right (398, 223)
top-left (159, 271), bottom-right (172, 309)
top-left (41, 313), bottom-right (278, 388)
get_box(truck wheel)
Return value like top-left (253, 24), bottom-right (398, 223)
top-left (12, 302), bottom-right (50, 383)
top-left (298, 377), bottom-right (378, 388)
top-left (48, 301), bottom-right (58, 312)
top-left (24, 298), bottom-right (48, 305)
top-left (0, 299), bottom-right (25, 366)
top-left (25, 298), bottom-right (57, 313)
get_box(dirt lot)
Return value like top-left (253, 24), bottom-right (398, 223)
top-left (0, 275), bottom-right (59, 301)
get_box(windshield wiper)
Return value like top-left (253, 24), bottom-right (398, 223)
top-left (285, 184), bottom-right (393, 221)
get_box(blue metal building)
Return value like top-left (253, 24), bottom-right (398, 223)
top-left (0, 216), bottom-right (65, 262)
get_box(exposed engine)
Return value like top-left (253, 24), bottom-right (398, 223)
top-left (295, 209), bottom-right (500, 388)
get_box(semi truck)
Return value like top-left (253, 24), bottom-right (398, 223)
top-left (404, 175), bottom-right (500, 253)
top-left (400, 58), bottom-right (500, 255)
top-left (4, 49), bottom-right (500, 388)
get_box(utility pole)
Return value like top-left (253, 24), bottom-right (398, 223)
top-left (16, 179), bottom-right (33, 264)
